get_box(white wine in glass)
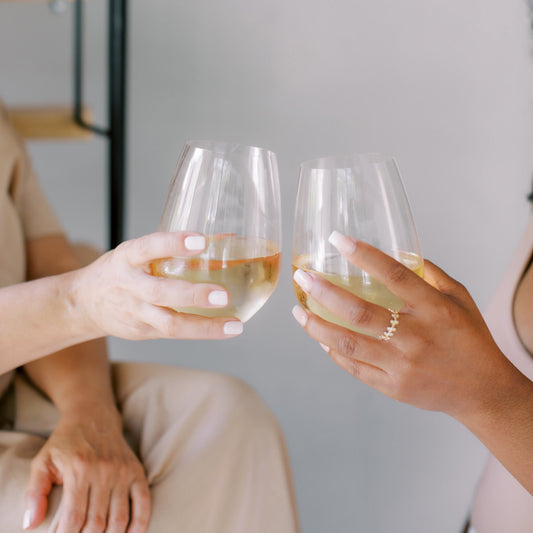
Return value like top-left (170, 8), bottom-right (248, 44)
top-left (152, 141), bottom-right (282, 323)
top-left (292, 153), bottom-right (422, 333)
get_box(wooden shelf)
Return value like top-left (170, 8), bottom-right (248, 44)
top-left (7, 106), bottom-right (93, 140)
top-left (0, 1), bottom-right (74, 3)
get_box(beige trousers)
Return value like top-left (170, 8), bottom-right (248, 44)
top-left (0, 362), bottom-right (300, 533)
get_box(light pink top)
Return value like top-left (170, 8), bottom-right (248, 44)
top-left (470, 213), bottom-right (533, 531)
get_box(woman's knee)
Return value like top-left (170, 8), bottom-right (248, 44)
top-left (204, 373), bottom-right (280, 432)
top-left (115, 362), bottom-right (283, 441)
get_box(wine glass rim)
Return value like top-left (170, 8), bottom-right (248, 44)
top-left (186, 140), bottom-right (276, 158)
top-left (300, 152), bottom-right (395, 170)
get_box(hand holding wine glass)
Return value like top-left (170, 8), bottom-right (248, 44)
top-left (290, 153), bottom-right (521, 419)
top-left (75, 230), bottom-right (245, 341)
top-left (151, 141), bottom-right (282, 324)
top-left (292, 153), bottom-right (423, 332)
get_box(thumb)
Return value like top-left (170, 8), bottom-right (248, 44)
top-left (23, 461), bottom-right (54, 530)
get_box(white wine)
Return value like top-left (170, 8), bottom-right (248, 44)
top-left (151, 236), bottom-right (281, 322)
top-left (293, 252), bottom-right (423, 333)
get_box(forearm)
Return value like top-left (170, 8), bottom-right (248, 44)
top-left (19, 234), bottom-right (120, 420)
top-left (0, 273), bottom-right (97, 373)
top-left (22, 338), bottom-right (120, 422)
top-left (460, 363), bottom-right (533, 495)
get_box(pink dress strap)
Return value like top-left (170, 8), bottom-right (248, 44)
top-left (470, 212), bottom-right (533, 532)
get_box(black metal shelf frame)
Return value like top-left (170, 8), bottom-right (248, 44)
top-left (73, 0), bottom-right (127, 249)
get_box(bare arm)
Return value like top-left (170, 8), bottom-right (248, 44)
top-left (21, 235), bottom-right (151, 532)
top-left (0, 231), bottom-right (242, 375)
top-left (292, 233), bottom-right (533, 494)
top-left (22, 235), bottom-right (116, 417)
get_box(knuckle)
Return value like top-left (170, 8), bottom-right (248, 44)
top-left (136, 486), bottom-right (152, 506)
top-left (431, 297), bottom-right (459, 325)
top-left (72, 453), bottom-right (91, 471)
top-left (87, 513), bottom-right (107, 531)
top-left (29, 456), bottom-right (45, 474)
top-left (387, 262), bottom-right (410, 284)
top-left (96, 457), bottom-right (116, 476)
top-left (120, 462), bottom-right (139, 482)
top-left (310, 281), bottom-right (326, 301)
top-left (337, 334), bottom-right (359, 357)
top-left (109, 510), bottom-right (129, 527)
top-left (146, 280), bottom-right (163, 303)
top-left (190, 285), bottom-right (204, 307)
top-left (453, 280), bottom-right (472, 302)
top-left (65, 509), bottom-right (86, 529)
top-left (207, 319), bottom-right (223, 338)
top-left (347, 302), bottom-right (373, 327)
top-left (132, 235), bottom-right (149, 256)
top-left (157, 312), bottom-right (176, 338)
top-left (114, 240), bottom-right (129, 257)
top-left (349, 359), bottom-right (361, 380)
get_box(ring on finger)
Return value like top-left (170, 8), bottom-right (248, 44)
top-left (379, 308), bottom-right (400, 341)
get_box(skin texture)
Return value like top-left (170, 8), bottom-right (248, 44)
top-left (514, 258), bottom-right (533, 355)
top-left (0, 231), bottom-right (243, 375)
top-left (292, 233), bottom-right (533, 495)
top-left (11, 232), bottom-right (240, 532)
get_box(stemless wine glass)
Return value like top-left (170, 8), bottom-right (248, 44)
top-left (292, 152), bottom-right (422, 332)
top-left (152, 140), bottom-right (282, 322)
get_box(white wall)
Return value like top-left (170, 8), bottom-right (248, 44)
top-left (2, 1), bottom-right (533, 531)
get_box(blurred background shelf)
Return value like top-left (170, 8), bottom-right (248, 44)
top-left (8, 106), bottom-right (93, 139)
top-left (2, 0), bottom-right (127, 248)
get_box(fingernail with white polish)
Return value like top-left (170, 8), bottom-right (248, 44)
top-left (224, 321), bottom-right (243, 336)
top-left (320, 343), bottom-right (330, 353)
top-left (292, 305), bottom-right (308, 327)
top-left (22, 509), bottom-right (33, 530)
top-left (328, 231), bottom-right (356, 255)
top-left (208, 290), bottom-right (228, 306)
top-left (184, 235), bottom-right (206, 251)
top-left (293, 269), bottom-right (313, 292)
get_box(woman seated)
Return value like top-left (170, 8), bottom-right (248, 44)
top-left (0, 101), bottom-right (299, 533)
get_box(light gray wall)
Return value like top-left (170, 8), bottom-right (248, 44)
top-left (2, 1), bottom-right (533, 531)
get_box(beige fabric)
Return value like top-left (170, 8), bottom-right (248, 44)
top-left (0, 362), bottom-right (300, 532)
top-left (0, 99), bottom-right (63, 399)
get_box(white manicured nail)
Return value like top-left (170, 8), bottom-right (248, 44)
top-left (320, 343), bottom-right (330, 353)
top-left (22, 509), bottom-right (33, 530)
top-left (224, 321), bottom-right (243, 335)
top-left (328, 231), bottom-right (356, 255)
top-left (292, 305), bottom-right (308, 327)
top-left (208, 290), bottom-right (228, 306)
top-left (293, 269), bottom-right (313, 292)
top-left (184, 235), bottom-right (206, 251)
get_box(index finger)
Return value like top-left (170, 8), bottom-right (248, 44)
top-left (328, 231), bottom-right (439, 308)
top-left (120, 232), bottom-right (206, 266)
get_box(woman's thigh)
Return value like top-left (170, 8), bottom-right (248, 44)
top-left (0, 431), bottom-right (62, 533)
top-left (112, 361), bottom-right (300, 533)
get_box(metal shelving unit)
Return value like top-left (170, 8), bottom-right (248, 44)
top-left (3, 0), bottom-right (128, 249)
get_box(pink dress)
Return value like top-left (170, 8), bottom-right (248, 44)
top-left (470, 213), bottom-right (533, 532)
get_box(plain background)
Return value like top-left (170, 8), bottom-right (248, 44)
top-left (2, 1), bottom-right (533, 531)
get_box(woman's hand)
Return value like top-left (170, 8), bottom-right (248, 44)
top-left (292, 231), bottom-right (522, 421)
top-left (71, 232), bottom-right (243, 341)
top-left (23, 405), bottom-right (150, 533)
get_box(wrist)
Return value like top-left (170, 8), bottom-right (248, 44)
top-left (61, 268), bottom-right (103, 341)
top-left (458, 355), bottom-right (533, 437)
top-left (60, 398), bottom-right (122, 429)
